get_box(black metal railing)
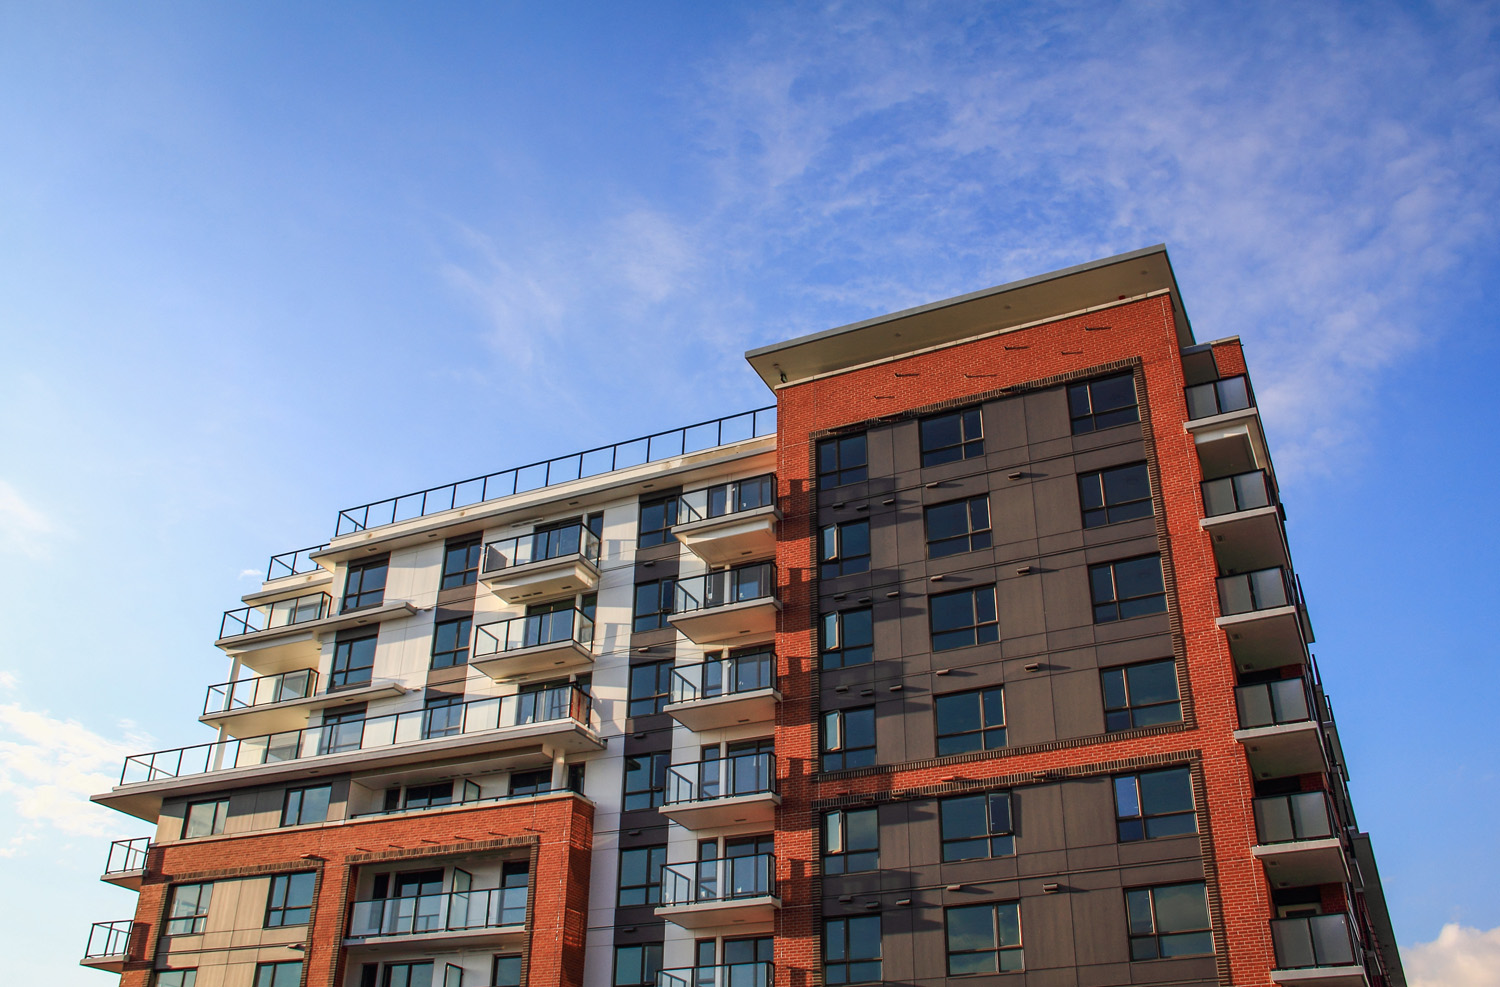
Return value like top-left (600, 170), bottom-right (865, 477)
top-left (1271, 913), bottom-right (1359, 969)
top-left (659, 963), bottom-right (774, 987)
top-left (661, 853), bottom-right (776, 908)
top-left (665, 752), bottom-right (776, 805)
top-left (219, 592), bottom-right (331, 640)
top-left (1185, 375), bottom-right (1253, 420)
top-left (1255, 792), bottom-right (1337, 845)
top-left (670, 651), bottom-right (777, 705)
top-left (483, 524), bottom-right (601, 574)
top-left (1218, 567), bottom-right (1293, 615)
top-left (83, 920), bottom-right (134, 960)
top-left (204, 669), bottom-right (317, 715)
top-left (1202, 470), bottom-right (1273, 517)
top-left (677, 473), bottom-right (777, 524)
top-left (266, 544), bottom-right (328, 582)
top-left (349, 886), bottom-right (528, 937)
top-left (334, 407), bottom-right (777, 536)
top-left (473, 609), bottom-right (595, 658)
top-left (120, 685), bottom-right (594, 784)
top-left (673, 562), bottom-right (776, 615)
top-left (104, 837), bottom-right (150, 875)
top-left (1236, 678), bottom-right (1314, 729)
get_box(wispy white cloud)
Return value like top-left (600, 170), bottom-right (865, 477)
top-left (0, 479), bottom-right (58, 559)
top-left (0, 703), bottom-right (148, 842)
top-left (1404, 924), bottom-right (1500, 987)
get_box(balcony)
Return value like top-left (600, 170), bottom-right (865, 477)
top-left (671, 474), bottom-right (780, 566)
top-left (200, 669), bottom-right (406, 736)
top-left (660, 963), bottom-right (774, 987)
top-left (665, 652), bottom-right (780, 732)
top-left (81, 920), bottom-right (135, 971)
top-left (1254, 793), bottom-right (1349, 888)
top-left (1235, 679), bottom-right (1327, 779)
top-left (480, 524), bottom-right (602, 604)
top-left (660, 753), bottom-right (779, 830)
top-left (346, 886), bottom-right (528, 950)
top-left (100, 685), bottom-right (600, 821)
top-left (1186, 376), bottom-right (1269, 477)
top-left (669, 562), bottom-right (780, 646)
top-left (266, 544), bottom-right (330, 582)
top-left (472, 609), bottom-right (595, 679)
top-left (101, 837), bottom-right (150, 890)
top-left (1217, 568), bottom-right (1311, 672)
top-left (1201, 471), bottom-right (1289, 573)
top-left (1271, 913), bottom-right (1369, 987)
top-left (657, 853), bottom-right (779, 930)
top-left (216, 592), bottom-right (418, 674)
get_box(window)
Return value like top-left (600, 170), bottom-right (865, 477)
top-left (1068, 373), bottom-right (1140, 433)
top-left (627, 661), bottom-right (673, 717)
top-left (441, 536), bottom-right (481, 589)
top-left (921, 408), bottom-right (984, 467)
top-left (182, 798), bottom-right (228, 839)
top-left (623, 752), bottom-right (668, 810)
top-left (383, 962), bottom-right (433, 987)
top-left (509, 769), bottom-right (552, 797)
top-left (633, 578), bottom-right (675, 631)
top-left (265, 872), bottom-right (316, 927)
top-left (423, 696), bottom-right (463, 739)
top-left (824, 807), bottom-right (878, 874)
top-left (492, 956), bottom-right (522, 987)
top-left (925, 496), bottom-right (991, 558)
top-left (282, 785), bottom-right (332, 827)
top-left (343, 556), bottom-right (388, 611)
top-left (319, 705), bottom-right (366, 754)
top-left (1115, 767), bottom-right (1197, 841)
top-left (1090, 556), bottom-right (1168, 622)
top-left (330, 633), bottom-right (378, 689)
top-left (818, 434), bottom-right (868, 487)
top-left (935, 687), bottom-right (1006, 755)
top-left (946, 901), bottom-right (1023, 974)
top-left (1126, 882), bottom-right (1213, 959)
top-left (167, 883), bottom-right (213, 935)
top-left (819, 520), bottom-right (871, 579)
top-left (940, 792), bottom-right (1014, 860)
top-left (821, 608), bottom-right (873, 669)
top-left (1102, 659), bottom-right (1182, 731)
top-left (431, 617), bottom-right (472, 668)
top-left (822, 707), bottom-right (875, 771)
top-left (1185, 376), bottom-right (1251, 419)
top-left (638, 495), bottom-right (679, 548)
top-left (617, 845), bottom-right (666, 906)
top-left (929, 586), bottom-right (999, 651)
top-left (613, 943), bottom-right (663, 987)
top-left (1079, 462), bottom-right (1153, 527)
top-left (399, 782), bottom-right (454, 810)
top-left (824, 915), bottom-right (881, 984)
top-left (253, 963), bottom-right (303, 987)
top-left (155, 971), bottom-right (197, 987)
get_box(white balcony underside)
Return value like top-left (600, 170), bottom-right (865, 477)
top-left (1202, 507), bottom-right (1289, 572)
top-left (1234, 722), bottom-right (1326, 779)
top-left (198, 680), bottom-right (406, 736)
top-left (659, 792), bottom-right (780, 830)
top-left (665, 689), bottom-right (781, 732)
top-left (669, 598), bottom-right (780, 646)
top-left (215, 601), bottom-right (419, 674)
top-left (1218, 606), bottom-right (1307, 672)
top-left (1270, 966), bottom-right (1369, 987)
top-left (343, 925), bottom-right (526, 953)
top-left (671, 506), bottom-right (780, 567)
top-left (656, 896), bottom-right (780, 931)
top-left (1254, 838), bottom-right (1349, 888)
top-left (471, 639), bottom-right (594, 681)
top-left (481, 555), bottom-right (600, 605)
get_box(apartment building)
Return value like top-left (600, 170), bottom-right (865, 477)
top-left (85, 245), bottom-right (1404, 987)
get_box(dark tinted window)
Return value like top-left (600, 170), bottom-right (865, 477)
top-left (822, 707), bottom-right (875, 770)
top-left (1080, 462), bottom-right (1153, 527)
top-left (1125, 882), bottom-right (1213, 959)
top-left (343, 557), bottom-right (388, 611)
top-left (1115, 767), bottom-right (1196, 841)
top-left (628, 661), bottom-right (673, 717)
top-left (930, 587), bottom-right (998, 651)
top-left (921, 408), bottom-right (983, 467)
top-left (821, 608), bottom-right (873, 668)
top-left (825, 915), bottom-right (881, 984)
top-left (946, 901), bottom-right (1023, 974)
top-left (1069, 374), bottom-right (1140, 433)
top-left (820, 520), bottom-right (871, 579)
top-left (264, 873), bottom-right (315, 928)
top-left (935, 688), bottom-right (1006, 755)
top-left (1090, 556), bottom-right (1168, 622)
top-left (618, 845), bottom-right (666, 906)
top-left (330, 634), bottom-right (377, 689)
top-left (818, 434), bottom-right (868, 487)
top-left (441, 536), bottom-right (481, 589)
top-left (633, 579), bottom-right (675, 631)
top-left (623, 752), bottom-right (669, 810)
top-left (940, 792), bottom-right (1014, 861)
top-left (430, 617), bottom-right (472, 669)
top-left (825, 807), bottom-right (879, 874)
top-left (1102, 659), bottom-right (1182, 731)
top-left (638, 496), bottom-right (679, 548)
top-left (925, 496), bottom-right (992, 558)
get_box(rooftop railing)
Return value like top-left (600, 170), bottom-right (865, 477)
top-left (119, 684), bottom-right (594, 785)
top-left (266, 544), bottom-right (328, 582)
top-left (483, 524), bottom-right (601, 574)
top-left (104, 837), bottom-right (150, 875)
top-left (1202, 470), bottom-right (1274, 517)
top-left (1217, 567), bottom-right (1293, 616)
top-left (1255, 791), bottom-right (1337, 845)
top-left (219, 592), bottom-right (331, 640)
top-left (678, 473), bottom-right (776, 524)
top-left (83, 920), bottom-right (135, 961)
top-left (670, 650), bottom-right (776, 705)
top-left (473, 609), bottom-right (595, 658)
top-left (1271, 913), bottom-right (1359, 970)
top-left (334, 407), bottom-right (777, 537)
top-left (349, 885), bottom-right (528, 938)
top-left (673, 562), bottom-right (776, 614)
top-left (659, 963), bottom-right (774, 987)
top-left (661, 853), bottom-right (777, 908)
top-left (1236, 678), bottom-right (1314, 730)
top-left (665, 752), bottom-right (776, 805)
top-left (204, 669), bottom-right (317, 716)
top-left (1186, 375), bottom-right (1254, 420)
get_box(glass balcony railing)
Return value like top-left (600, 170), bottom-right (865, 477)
top-left (665, 753), bottom-right (776, 805)
top-left (670, 651), bottom-right (777, 705)
top-left (104, 837), bottom-right (150, 875)
top-left (659, 962), bottom-right (774, 987)
top-left (204, 669), bottom-right (318, 715)
top-left (1218, 568), bottom-right (1292, 615)
top-left (349, 886), bottom-right (528, 937)
top-left (473, 609), bottom-right (594, 658)
top-left (83, 920), bottom-right (134, 960)
top-left (678, 474), bottom-right (776, 524)
top-left (1236, 678), bottom-right (1314, 729)
top-left (219, 592), bottom-right (331, 639)
top-left (1202, 470), bottom-right (1273, 517)
top-left (119, 685), bottom-right (594, 784)
top-left (1271, 913), bottom-right (1359, 969)
top-left (661, 853), bottom-right (776, 908)
top-left (674, 563), bottom-right (776, 614)
top-left (266, 544), bottom-right (328, 582)
top-left (483, 524), bottom-right (601, 574)
top-left (1186, 375), bottom-right (1253, 420)
top-left (1255, 792), bottom-right (1337, 845)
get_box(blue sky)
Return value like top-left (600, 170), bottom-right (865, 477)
top-left (1, 2), bottom-right (1497, 983)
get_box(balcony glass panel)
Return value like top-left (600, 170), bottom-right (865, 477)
top-left (1202, 471), bottom-right (1272, 517)
top-left (665, 753), bottom-right (776, 804)
top-left (482, 524), bottom-right (601, 573)
top-left (266, 544), bottom-right (328, 581)
top-left (678, 474), bottom-right (776, 523)
top-left (204, 670), bottom-right (318, 715)
top-left (348, 886), bottom-right (528, 937)
top-left (671, 651), bottom-right (776, 704)
top-left (84, 920), bottom-right (134, 959)
top-left (473, 609), bottom-right (594, 656)
top-left (1186, 375), bottom-right (1253, 420)
top-left (220, 593), bottom-right (331, 639)
top-left (1271, 913), bottom-right (1358, 969)
top-left (659, 962), bottom-right (773, 987)
top-left (104, 837), bottom-right (150, 874)
top-left (1236, 679), bottom-right (1313, 729)
top-left (1218, 568), bottom-right (1291, 615)
top-left (1255, 792), bottom-right (1336, 844)
top-left (660, 853), bottom-right (776, 907)
top-left (674, 563), bottom-right (776, 614)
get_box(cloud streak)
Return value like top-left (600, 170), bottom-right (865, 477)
top-left (1404, 924), bottom-right (1500, 987)
top-left (0, 479), bottom-right (58, 559)
top-left (0, 703), bottom-right (147, 842)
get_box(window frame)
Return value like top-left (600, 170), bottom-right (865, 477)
top-left (821, 706), bottom-right (876, 771)
top-left (819, 519), bottom-right (871, 579)
top-left (924, 495), bottom-right (992, 558)
top-left (821, 607), bottom-right (873, 669)
top-left (929, 586), bottom-right (999, 651)
top-left (281, 784), bottom-right (332, 827)
top-left (440, 535), bottom-right (482, 590)
top-left (430, 616), bottom-right (473, 669)
top-left (167, 882), bottom-right (213, 935)
top-left (1125, 881), bottom-right (1214, 960)
top-left (617, 844), bottom-right (667, 907)
top-left (155, 971), bottom-right (197, 987)
top-left (1114, 767), bottom-right (1198, 842)
top-left (330, 633), bottom-right (378, 690)
top-left (422, 696), bottom-right (464, 739)
top-left (264, 872), bottom-right (316, 928)
top-left (817, 434), bottom-right (868, 487)
top-left (612, 942), bottom-right (663, 987)
top-left (824, 807), bottom-right (879, 875)
top-left (182, 798), bottom-right (228, 839)
top-left (1068, 373), bottom-right (1141, 434)
top-left (945, 900), bottom-right (1024, 974)
top-left (934, 687), bottom-right (1007, 755)
top-left (491, 955), bottom-right (523, 987)
top-left (824, 914), bottom-right (881, 985)
top-left (638, 495), bottom-right (679, 548)
top-left (632, 578), bottom-right (676, 631)
top-left (921, 407), bottom-right (984, 467)
top-left (627, 661), bottom-right (674, 717)
top-left (1089, 556), bottom-right (1168, 623)
top-left (622, 751), bottom-right (669, 811)
top-left (508, 768), bottom-right (553, 797)
top-left (342, 556), bottom-right (389, 612)
top-left (939, 791), bottom-right (1015, 861)
top-left (252, 962), bottom-right (304, 987)
top-left (1101, 659), bottom-right (1182, 731)
top-left (1079, 461), bottom-right (1154, 528)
